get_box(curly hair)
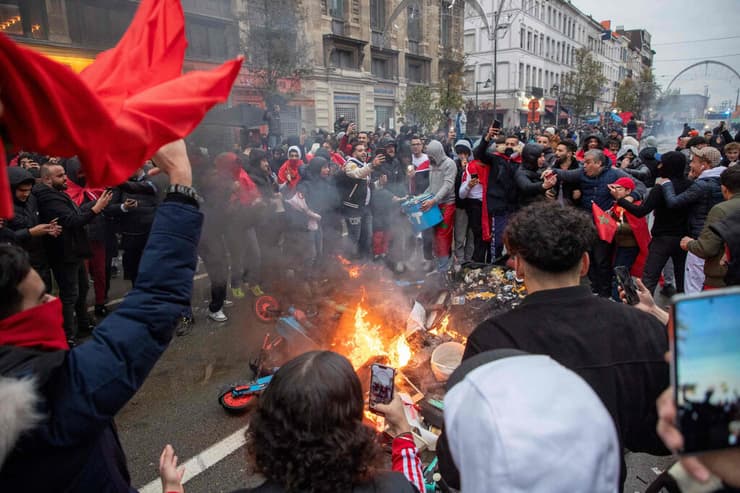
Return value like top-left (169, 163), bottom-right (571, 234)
top-left (504, 202), bottom-right (596, 273)
top-left (245, 351), bottom-right (384, 493)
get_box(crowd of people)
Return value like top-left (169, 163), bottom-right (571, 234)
top-left (1, 113), bottom-right (739, 492)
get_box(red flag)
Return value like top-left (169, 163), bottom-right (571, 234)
top-left (0, 143), bottom-right (11, 217)
top-left (592, 202), bottom-right (617, 243)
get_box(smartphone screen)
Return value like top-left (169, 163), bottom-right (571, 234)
top-left (369, 363), bottom-right (395, 407)
top-left (614, 266), bottom-right (639, 305)
top-left (671, 288), bottom-right (740, 454)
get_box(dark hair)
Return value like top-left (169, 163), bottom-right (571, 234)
top-left (248, 149), bottom-right (267, 169)
top-left (0, 244), bottom-right (32, 320)
top-left (658, 151), bottom-right (687, 179)
top-left (720, 166), bottom-right (740, 193)
top-left (606, 138), bottom-right (621, 149)
top-left (559, 139), bottom-right (577, 154)
top-left (351, 142), bottom-right (366, 155)
top-left (504, 202), bottom-right (596, 273)
top-left (686, 136), bottom-right (707, 148)
top-left (246, 351), bottom-right (383, 492)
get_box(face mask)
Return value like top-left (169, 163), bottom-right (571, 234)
top-left (504, 148), bottom-right (515, 157)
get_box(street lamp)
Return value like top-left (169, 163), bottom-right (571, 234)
top-left (551, 84), bottom-right (560, 127)
top-left (475, 78), bottom-right (491, 108)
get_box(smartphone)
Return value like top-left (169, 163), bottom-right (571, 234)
top-left (614, 266), bottom-right (639, 305)
top-left (670, 287), bottom-right (740, 454)
top-left (470, 173), bottom-right (478, 180)
top-left (369, 363), bottom-right (396, 408)
top-left (491, 119), bottom-right (502, 129)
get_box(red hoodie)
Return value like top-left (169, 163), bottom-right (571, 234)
top-left (278, 159), bottom-right (303, 189)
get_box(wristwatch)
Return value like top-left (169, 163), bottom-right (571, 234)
top-left (165, 184), bottom-right (202, 206)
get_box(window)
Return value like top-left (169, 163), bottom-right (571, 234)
top-left (520, 27), bottom-right (525, 49)
top-left (331, 48), bottom-right (356, 69)
top-left (328, 0), bottom-right (344, 19)
top-left (533, 34), bottom-right (538, 55)
top-left (538, 68), bottom-right (542, 88)
top-left (407, 5), bottom-right (421, 42)
top-left (180, 0), bottom-right (232, 18)
top-left (526, 31), bottom-right (532, 51)
top-left (375, 105), bottom-right (394, 130)
top-left (539, 35), bottom-right (543, 57)
top-left (525, 65), bottom-right (530, 88)
top-left (464, 32), bottom-right (475, 53)
top-left (519, 63), bottom-right (524, 89)
top-left (534, 1), bottom-right (539, 18)
top-left (371, 51), bottom-right (397, 79)
top-left (370, 0), bottom-right (385, 31)
top-left (0, 0), bottom-right (47, 39)
top-left (464, 68), bottom-right (475, 91)
top-left (440, 2), bottom-right (451, 47)
top-left (68, 1), bottom-right (136, 48)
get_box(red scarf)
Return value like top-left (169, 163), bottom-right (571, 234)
top-left (0, 298), bottom-right (69, 351)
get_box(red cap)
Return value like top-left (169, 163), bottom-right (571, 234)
top-left (612, 177), bottom-right (635, 191)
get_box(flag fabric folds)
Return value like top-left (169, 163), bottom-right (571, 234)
top-left (0, 0), bottom-right (242, 218)
top-left (592, 202), bottom-right (618, 243)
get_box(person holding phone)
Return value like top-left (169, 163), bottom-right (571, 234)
top-left (157, 351), bottom-right (422, 493)
top-left (457, 140), bottom-right (489, 263)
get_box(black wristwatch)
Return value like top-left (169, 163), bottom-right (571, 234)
top-left (165, 184), bottom-right (202, 207)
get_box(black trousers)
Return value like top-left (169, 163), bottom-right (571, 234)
top-left (589, 239), bottom-right (615, 298)
top-left (466, 201), bottom-right (490, 263)
top-left (122, 234), bottom-right (148, 286)
top-left (642, 235), bottom-right (687, 296)
top-left (51, 261), bottom-right (89, 339)
top-left (199, 234), bottom-right (228, 313)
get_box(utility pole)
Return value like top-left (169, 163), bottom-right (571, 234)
top-left (491, 0), bottom-right (505, 123)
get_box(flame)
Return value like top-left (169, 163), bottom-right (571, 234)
top-left (364, 410), bottom-right (386, 432)
top-left (429, 315), bottom-right (468, 344)
top-left (342, 302), bottom-right (411, 369)
top-left (337, 255), bottom-right (362, 279)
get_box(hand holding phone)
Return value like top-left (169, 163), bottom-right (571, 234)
top-left (369, 363), bottom-right (396, 410)
top-left (614, 266), bottom-right (639, 305)
top-left (670, 288), bottom-right (740, 455)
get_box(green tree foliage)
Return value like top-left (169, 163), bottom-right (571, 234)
top-left (615, 77), bottom-right (639, 113)
top-left (561, 48), bottom-right (608, 118)
top-left (437, 68), bottom-right (466, 127)
top-left (399, 85), bottom-right (441, 133)
top-left (636, 68), bottom-right (659, 118)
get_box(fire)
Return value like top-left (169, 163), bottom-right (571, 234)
top-left (429, 315), bottom-right (468, 344)
top-left (342, 302), bottom-right (412, 369)
top-left (337, 255), bottom-right (362, 279)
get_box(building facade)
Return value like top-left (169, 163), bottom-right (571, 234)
top-left (463, 0), bottom-right (652, 127)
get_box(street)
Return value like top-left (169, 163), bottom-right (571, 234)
top-left (103, 270), bottom-right (674, 493)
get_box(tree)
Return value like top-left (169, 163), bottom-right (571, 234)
top-left (437, 67), bottom-right (466, 128)
top-left (561, 48), bottom-right (608, 119)
top-left (399, 86), bottom-right (441, 133)
top-left (615, 76), bottom-right (638, 113)
top-left (636, 67), bottom-right (659, 119)
top-left (241, 0), bottom-right (311, 102)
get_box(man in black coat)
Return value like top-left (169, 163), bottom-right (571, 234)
top-left (437, 202), bottom-right (669, 489)
top-left (5, 167), bottom-right (60, 291)
top-left (35, 163), bottom-right (112, 343)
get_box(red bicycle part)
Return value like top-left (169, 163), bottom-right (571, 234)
top-left (254, 295), bottom-right (280, 322)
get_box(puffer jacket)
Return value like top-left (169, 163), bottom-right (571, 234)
top-left (616, 145), bottom-right (651, 184)
top-left (473, 139), bottom-right (519, 214)
top-left (662, 166), bottom-right (726, 237)
top-left (638, 147), bottom-right (660, 188)
top-left (557, 156), bottom-right (647, 212)
top-left (515, 143), bottom-right (548, 208)
top-left (0, 201), bottom-right (202, 493)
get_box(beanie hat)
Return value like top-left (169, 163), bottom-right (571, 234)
top-left (659, 151), bottom-right (687, 178)
top-left (444, 352), bottom-right (620, 493)
top-left (612, 176), bottom-right (636, 190)
top-left (643, 136), bottom-right (657, 148)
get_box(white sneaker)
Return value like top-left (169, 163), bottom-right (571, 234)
top-left (222, 300), bottom-right (234, 308)
top-left (208, 309), bottom-right (228, 322)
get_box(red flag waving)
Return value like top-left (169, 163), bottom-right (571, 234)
top-left (592, 202), bottom-right (617, 243)
top-left (0, 0), bottom-right (242, 218)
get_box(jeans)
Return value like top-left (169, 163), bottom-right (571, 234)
top-left (641, 236), bottom-right (686, 296)
top-left (453, 207), bottom-right (473, 262)
top-left (51, 261), bottom-right (89, 339)
top-left (344, 208), bottom-right (372, 259)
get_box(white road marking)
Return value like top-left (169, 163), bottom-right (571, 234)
top-left (138, 424), bottom-right (248, 493)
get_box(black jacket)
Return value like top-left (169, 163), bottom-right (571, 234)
top-left (34, 184), bottom-right (97, 263)
top-left (473, 140), bottom-right (518, 214)
top-left (6, 168), bottom-right (46, 267)
top-left (438, 286), bottom-right (669, 489)
top-left (618, 179), bottom-right (691, 238)
top-left (105, 177), bottom-right (159, 237)
top-left (662, 168), bottom-right (725, 237)
top-left (638, 147), bottom-right (660, 188)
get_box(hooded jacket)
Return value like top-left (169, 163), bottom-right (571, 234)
top-left (662, 166), bottom-right (727, 237)
top-left (443, 354), bottom-right (620, 493)
top-left (424, 140), bottom-right (457, 205)
top-left (515, 143), bottom-right (550, 208)
top-left (616, 145), bottom-right (651, 184)
top-left (473, 138), bottom-right (519, 215)
top-left (575, 134), bottom-right (617, 165)
top-left (638, 146), bottom-right (660, 187)
top-left (6, 168), bottom-right (46, 266)
top-left (0, 201), bottom-right (203, 492)
top-left (277, 146), bottom-right (304, 189)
